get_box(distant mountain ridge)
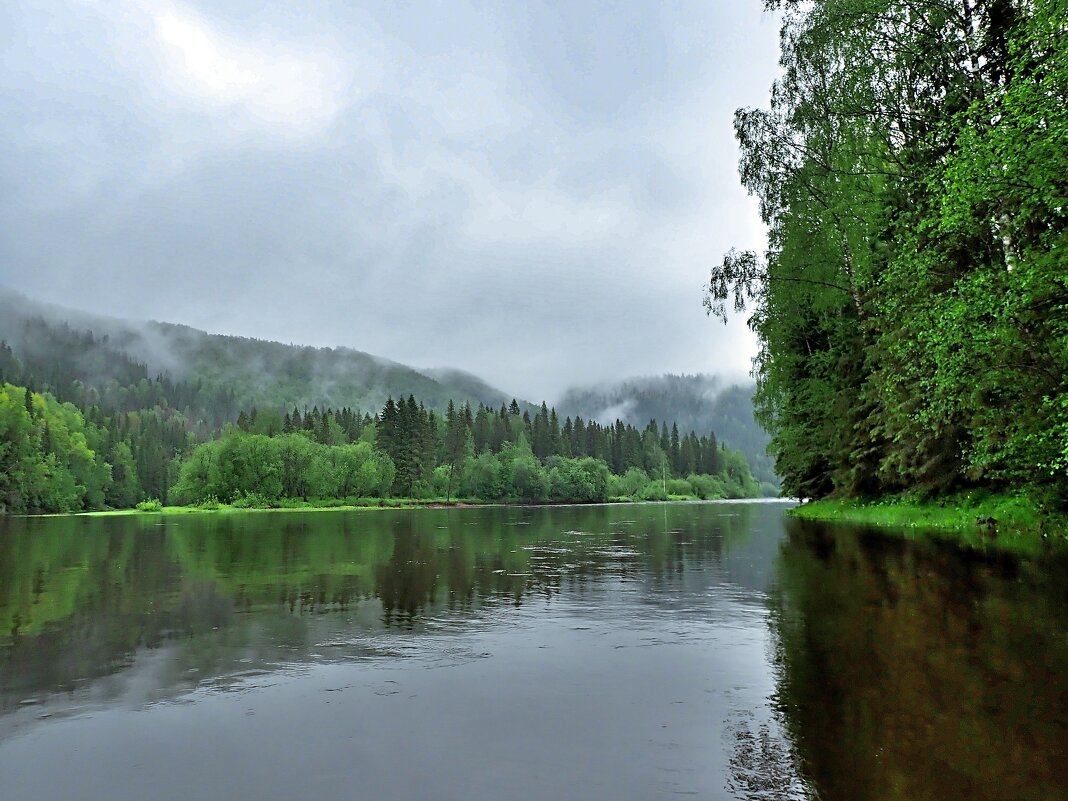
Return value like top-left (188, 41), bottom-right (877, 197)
top-left (557, 374), bottom-right (776, 484)
top-left (0, 288), bottom-right (774, 486)
top-left (0, 286), bottom-right (521, 415)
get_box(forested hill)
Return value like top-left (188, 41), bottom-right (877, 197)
top-left (710, 0), bottom-right (1068, 506)
top-left (0, 286), bottom-right (519, 416)
top-left (557, 375), bottom-right (775, 484)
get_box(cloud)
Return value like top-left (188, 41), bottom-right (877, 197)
top-left (148, 2), bottom-right (352, 136)
top-left (0, 0), bottom-right (780, 401)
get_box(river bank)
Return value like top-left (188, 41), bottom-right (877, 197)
top-left (71, 493), bottom-right (766, 518)
top-left (77, 498), bottom-right (499, 517)
top-left (791, 494), bottom-right (1067, 554)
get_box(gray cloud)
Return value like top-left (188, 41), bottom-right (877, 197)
top-left (0, 0), bottom-right (779, 401)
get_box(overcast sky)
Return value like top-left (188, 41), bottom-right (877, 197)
top-left (0, 0), bottom-right (780, 400)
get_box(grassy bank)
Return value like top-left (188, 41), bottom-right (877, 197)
top-left (792, 494), bottom-right (1067, 553)
top-left (80, 497), bottom-right (493, 517)
top-left (74, 493), bottom-right (769, 518)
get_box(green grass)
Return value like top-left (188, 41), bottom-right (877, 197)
top-left (791, 493), bottom-right (1067, 554)
top-left (75, 493), bottom-right (777, 518)
top-left (79, 498), bottom-right (495, 517)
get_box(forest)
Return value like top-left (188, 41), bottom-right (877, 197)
top-left (0, 343), bottom-right (765, 513)
top-left (710, 0), bottom-right (1067, 509)
top-left (557, 374), bottom-right (776, 484)
top-left (0, 287), bottom-right (514, 415)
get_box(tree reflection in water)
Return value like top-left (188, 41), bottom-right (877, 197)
top-left (768, 519), bottom-right (1068, 801)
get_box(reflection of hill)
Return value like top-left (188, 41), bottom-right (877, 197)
top-left (770, 520), bottom-right (1068, 801)
top-left (0, 503), bottom-right (778, 716)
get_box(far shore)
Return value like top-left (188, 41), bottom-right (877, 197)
top-left (3, 495), bottom-right (790, 519)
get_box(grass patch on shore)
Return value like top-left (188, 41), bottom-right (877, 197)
top-left (792, 493), bottom-right (1066, 553)
top-left (75, 494), bottom-right (774, 518)
top-left (79, 498), bottom-right (492, 517)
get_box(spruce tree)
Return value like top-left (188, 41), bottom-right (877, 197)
top-left (670, 423), bottom-right (681, 477)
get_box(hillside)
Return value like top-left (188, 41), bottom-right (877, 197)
top-left (0, 287), bottom-right (519, 416)
top-left (557, 374), bottom-right (776, 485)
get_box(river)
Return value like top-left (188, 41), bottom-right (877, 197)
top-left (1, 502), bottom-right (1065, 800)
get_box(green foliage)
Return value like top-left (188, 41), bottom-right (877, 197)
top-left (0, 383), bottom-right (112, 513)
top-left (792, 494), bottom-right (1066, 553)
top-left (547, 458), bottom-right (610, 503)
top-left (171, 433), bottom-right (395, 505)
top-left (666, 478), bottom-right (692, 497)
top-left (135, 498), bottom-right (163, 513)
top-left (687, 474), bottom-right (726, 500)
top-left (169, 400), bottom-right (768, 507)
top-left (507, 451), bottom-right (549, 503)
top-left (639, 481), bottom-right (668, 501)
top-left (460, 452), bottom-right (504, 500)
top-left (2, 314), bottom-right (769, 512)
top-left (230, 491), bottom-right (272, 509)
top-left (712, 0), bottom-right (1068, 505)
top-left (610, 467), bottom-right (650, 498)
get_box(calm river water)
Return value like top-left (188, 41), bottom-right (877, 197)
top-left (1, 502), bottom-right (1065, 800)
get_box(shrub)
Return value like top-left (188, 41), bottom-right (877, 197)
top-left (610, 467), bottom-right (650, 499)
top-left (666, 478), bottom-right (693, 497)
top-left (688, 474), bottom-right (726, 500)
top-left (231, 491), bottom-right (272, 509)
top-left (548, 458), bottom-right (610, 503)
top-left (135, 498), bottom-right (163, 512)
top-left (639, 481), bottom-right (668, 501)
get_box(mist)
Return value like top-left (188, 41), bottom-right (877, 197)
top-left (0, 1), bottom-right (779, 400)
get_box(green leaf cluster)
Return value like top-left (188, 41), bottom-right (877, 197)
top-left (0, 383), bottom-right (111, 512)
top-left (713, 0), bottom-right (1068, 505)
top-left (170, 432), bottom-right (396, 505)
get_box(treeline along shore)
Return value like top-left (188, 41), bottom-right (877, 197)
top-left (709, 0), bottom-right (1068, 543)
top-left (0, 374), bottom-right (769, 514)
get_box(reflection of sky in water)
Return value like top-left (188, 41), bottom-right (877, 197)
top-left (0, 502), bottom-right (813, 800)
top-left (6, 503), bottom-right (1067, 800)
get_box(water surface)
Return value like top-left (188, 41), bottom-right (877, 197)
top-left (1, 503), bottom-right (1065, 800)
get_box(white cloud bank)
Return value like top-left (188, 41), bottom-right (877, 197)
top-left (148, 2), bottom-right (352, 135)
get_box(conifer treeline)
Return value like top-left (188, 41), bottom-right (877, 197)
top-left (0, 341), bottom-right (203, 507)
top-left (235, 394), bottom-right (741, 498)
top-left (1, 330), bottom-right (764, 513)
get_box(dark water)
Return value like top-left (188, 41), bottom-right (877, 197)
top-left (0, 503), bottom-right (1065, 801)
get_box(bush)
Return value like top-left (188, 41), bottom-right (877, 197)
top-left (639, 481), bottom-right (668, 501)
top-left (688, 474), bottom-right (726, 500)
top-left (135, 498), bottom-right (163, 512)
top-left (610, 467), bottom-right (650, 498)
top-left (666, 478), bottom-right (693, 497)
top-left (461, 453), bottom-right (503, 500)
top-left (231, 491), bottom-right (272, 509)
top-left (548, 458), bottom-right (610, 503)
top-left (171, 432), bottom-right (396, 504)
top-left (509, 454), bottom-right (549, 502)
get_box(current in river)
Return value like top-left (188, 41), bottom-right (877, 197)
top-left (1, 501), bottom-right (1066, 800)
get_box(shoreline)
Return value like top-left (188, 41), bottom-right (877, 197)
top-left (7, 495), bottom-right (789, 519)
top-left (791, 495), bottom-right (1066, 554)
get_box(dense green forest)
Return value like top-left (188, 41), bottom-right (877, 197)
top-left (0, 285), bottom-right (773, 513)
top-left (0, 287), bottom-right (775, 486)
top-left (171, 397), bottom-right (762, 507)
top-left (710, 0), bottom-right (1067, 508)
top-left (0, 287), bottom-right (518, 415)
top-left (0, 343), bottom-right (765, 513)
top-left (557, 374), bottom-right (776, 483)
